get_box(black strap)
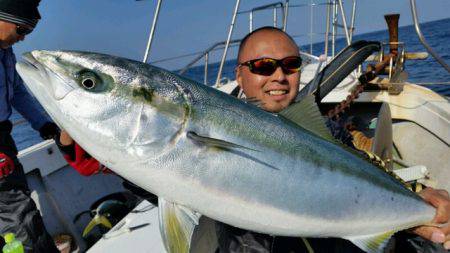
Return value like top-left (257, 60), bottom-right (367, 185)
top-left (296, 40), bottom-right (381, 103)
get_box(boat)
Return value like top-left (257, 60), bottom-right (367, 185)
top-left (12, 0), bottom-right (449, 252)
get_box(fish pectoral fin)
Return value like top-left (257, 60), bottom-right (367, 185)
top-left (241, 96), bottom-right (265, 108)
top-left (344, 230), bottom-right (396, 253)
top-left (187, 131), bottom-right (258, 152)
top-left (82, 214), bottom-right (113, 237)
top-left (158, 197), bottom-right (202, 253)
top-left (279, 94), bottom-right (336, 143)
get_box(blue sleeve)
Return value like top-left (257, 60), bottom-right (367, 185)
top-left (11, 66), bottom-right (50, 131)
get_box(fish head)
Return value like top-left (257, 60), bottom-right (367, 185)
top-left (16, 50), bottom-right (189, 166)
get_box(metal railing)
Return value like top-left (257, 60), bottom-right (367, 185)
top-left (140, 0), bottom-right (163, 63)
top-left (178, 39), bottom-right (241, 84)
top-left (409, 0), bottom-right (450, 73)
top-left (143, 0), bottom-right (357, 86)
top-left (214, 0), bottom-right (356, 85)
top-left (237, 2), bottom-right (289, 32)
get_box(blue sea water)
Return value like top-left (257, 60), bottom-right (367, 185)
top-left (10, 18), bottom-right (450, 151)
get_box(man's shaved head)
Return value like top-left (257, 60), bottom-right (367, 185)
top-left (237, 26), bottom-right (298, 63)
top-left (236, 26), bottom-right (301, 113)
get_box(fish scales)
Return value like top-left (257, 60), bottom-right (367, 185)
top-left (16, 50), bottom-right (435, 251)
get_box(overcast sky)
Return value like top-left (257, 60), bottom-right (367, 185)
top-left (14, 0), bottom-right (450, 70)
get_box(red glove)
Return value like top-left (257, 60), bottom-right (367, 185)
top-left (0, 152), bottom-right (14, 178)
top-left (64, 143), bottom-right (113, 176)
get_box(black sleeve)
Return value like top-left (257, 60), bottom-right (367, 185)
top-left (53, 132), bottom-right (76, 161)
top-left (325, 118), bottom-right (355, 149)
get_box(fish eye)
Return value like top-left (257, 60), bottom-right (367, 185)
top-left (76, 69), bottom-right (113, 93)
top-left (81, 77), bottom-right (96, 90)
top-left (77, 70), bottom-right (102, 91)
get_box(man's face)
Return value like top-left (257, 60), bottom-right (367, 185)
top-left (236, 30), bottom-right (300, 113)
top-left (0, 20), bottom-right (29, 49)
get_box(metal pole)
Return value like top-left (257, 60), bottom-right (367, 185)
top-left (331, 0), bottom-right (337, 57)
top-left (204, 53), bottom-right (209, 85)
top-left (350, 0), bottom-right (356, 42)
top-left (249, 11), bottom-right (253, 32)
top-left (142, 0), bottom-right (162, 63)
top-left (324, 0), bottom-right (331, 59)
top-left (283, 0), bottom-right (289, 31)
top-left (310, 0), bottom-right (313, 54)
top-left (273, 7), bottom-right (277, 27)
top-left (216, 0), bottom-right (241, 86)
top-left (410, 0), bottom-right (450, 73)
top-left (338, 0), bottom-right (351, 45)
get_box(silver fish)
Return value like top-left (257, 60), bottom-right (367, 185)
top-left (17, 50), bottom-right (436, 253)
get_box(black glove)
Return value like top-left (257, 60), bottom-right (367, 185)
top-left (39, 122), bottom-right (60, 140)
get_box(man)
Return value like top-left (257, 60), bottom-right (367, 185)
top-left (0, 0), bottom-right (59, 252)
top-left (57, 27), bottom-right (450, 252)
top-left (221, 26), bottom-right (450, 252)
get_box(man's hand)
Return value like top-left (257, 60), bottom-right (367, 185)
top-left (412, 187), bottom-right (450, 249)
top-left (39, 122), bottom-right (59, 140)
top-left (0, 152), bottom-right (14, 178)
top-left (59, 130), bottom-right (74, 146)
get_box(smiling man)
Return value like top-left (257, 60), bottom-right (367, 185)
top-left (235, 27), bottom-right (301, 113)
top-left (217, 26), bottom-right (450, 253)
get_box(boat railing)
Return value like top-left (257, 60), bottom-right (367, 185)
top-left (142, 0), bottom-right (357, 86)
top-left (237, 2), bottom-right (289, 32)
top-left (141, 0), bottom-right (450, 88)
top-left (215, 0), bottom-right (356, 86)
top-left (176, 0), bottom-right (354, 86)
top-left (409, 0), bottom-right (450, 74)
top-left (141, 0), bottom-right (162, 64)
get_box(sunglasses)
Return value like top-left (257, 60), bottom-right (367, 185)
top-left (16, 25), bottom-right (33, 36)
top-left (238, 56), bottom-right (302, 76)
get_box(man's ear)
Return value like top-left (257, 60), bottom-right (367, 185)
top-left (235, 67), bottom-right (243, 89)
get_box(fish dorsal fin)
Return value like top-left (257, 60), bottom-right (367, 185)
top-left (187, 131), bottom-right (258, 152)
top-left (279, 94), bottom-right (336, 143)
top-left (159, 197), bottom-right (201, 253)
top-left (344, 230), bottom-right (396, 253)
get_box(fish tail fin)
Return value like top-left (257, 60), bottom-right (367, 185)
top-left (344, 230), bottom-right (396, 253)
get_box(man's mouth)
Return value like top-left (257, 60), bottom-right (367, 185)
top-left (267, 90), bottom-right (288, 96)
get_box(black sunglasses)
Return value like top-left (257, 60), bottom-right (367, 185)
top-left (238, 56), bottom-right (302, 76)
top-left (16, 25), bottom-right (33, 36)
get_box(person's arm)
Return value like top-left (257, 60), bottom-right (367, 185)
top-left (412, 187), bottom-right (450, 249)
top-left (9, 50), bottom-right (47, 130)
top-left (56, 131), bottom-right (111, 176)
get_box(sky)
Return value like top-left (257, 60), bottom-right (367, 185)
top-left (14, 0), bottom-right (450, 70)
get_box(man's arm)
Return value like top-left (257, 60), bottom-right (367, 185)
top-left (56, 131), bottom-right (111, 176)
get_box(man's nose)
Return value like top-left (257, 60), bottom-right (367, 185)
top-left (271, 66), bottom-right (287, 83)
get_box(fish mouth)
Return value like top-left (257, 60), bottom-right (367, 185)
top-left (16, 52), bottom-right (41, 75)
top-left (17, 51), bottom-right (76, 101)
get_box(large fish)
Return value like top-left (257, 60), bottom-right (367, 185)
top-left (17, 51), bottom-right (436, 253)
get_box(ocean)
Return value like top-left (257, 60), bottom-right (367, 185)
top-left (10, 18), bottom-right (450, 151)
